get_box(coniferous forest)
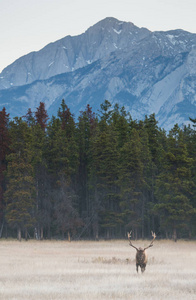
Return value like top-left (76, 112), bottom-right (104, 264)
top-left (0, 100), bottom-right (196, 241)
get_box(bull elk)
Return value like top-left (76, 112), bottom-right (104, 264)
top-left (127, 231), bottom-right (156, 273)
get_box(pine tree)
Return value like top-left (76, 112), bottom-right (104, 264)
top-left (110, 104), bottom-right (129, 149)
top-left (35, 102), bottom-right (49, 131)
top-left (0, 108), bottom-right (10, 234)
top-left (54, 177), bottom-right (83, 241)
top-left (143, 114), bottom-right (166, 232)
top-left (76, 104), bottom-right (96, 234)
top-left (24, 108), bottom-right (35, 127)
top-left (58, 99), bottom-right (75, 136)
top-left (184, 119), bottom-right (196, 236)
top-left (89, 101), bottom-right (121, 238)
top-left (98, 100), bottom-right (112, 124)
top-left (47, 104), bottom-right (78, 182)
top-left (57, 100), bottom-right (79, 178)
top-left (119, 128), bottom-right (145, 239)
top-left (154, 125), bottom-right (195, 240)
top-left (46, 101), bottom-right (79, 237)
top-left (5, 118), bottom-right (36, 240)
top-left (31, 103), bottom-right (51, 239)
top-left (138, 124), bottom-right (153, 238)
top-left (189, 117), bottom-right (196, 128)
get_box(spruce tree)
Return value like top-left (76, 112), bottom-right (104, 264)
top-left (47, 101), bottom-right (79, 182)
top-left (25, 103), bottom-right (51, 239)
top-left (31, 123), bottom-right (51, 239)
top-left (119, 128), bottom-right (145, 239)
top-left (24, 108), bottom-right (35, 127)
top-left (89, 101), bottom-right (121, 238)
top-left (185, 119), bottom-right (196, 236)
top-left (138, 124), bottom-right (153, 237)
top-left (57, 99), bottom-right (79, 179)
top-left (5, 118), bottom-right (36, 240)
top-left (0, 108), bottom-right (10, 235)
top-left (76, 105), bottom-right (96, 232)
top-left (154, 125), bottom-right (195, 240)
top-left (46, 100), bottom-right (79, 237)
top-left (54, 178), bottom-right (83, 241)
top-left (143, 114), bottom-right (166, 232)
top-left (110, 104), bottom-right (129, 149)
top-left (35, 102), bottom-right (49, 131)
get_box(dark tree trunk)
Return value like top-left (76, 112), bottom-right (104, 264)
top-left (173, 227), bottom-right (177, 242)
top-left (25, 228), bottom-right (28, 241)
top-left (17, 227), bottom-right (22, 241)
top-left (68, 231), bottom-right (71, 242)
top-left (40, 226), bottom-right (44, 240)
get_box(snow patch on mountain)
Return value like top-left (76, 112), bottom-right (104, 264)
top-left (113, 28), bottom-right (122, 34)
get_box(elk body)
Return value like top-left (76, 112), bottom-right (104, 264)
top-left (128, 231), bottom-right (156, 273)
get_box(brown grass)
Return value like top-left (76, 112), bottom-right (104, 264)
top-left (0, 239), bottom-right (196, 299)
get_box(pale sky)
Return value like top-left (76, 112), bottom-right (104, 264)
top-left (0, 0), bottom-right (195, 73)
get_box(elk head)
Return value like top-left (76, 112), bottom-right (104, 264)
top-left (127, 231), bottom-right (156, 273)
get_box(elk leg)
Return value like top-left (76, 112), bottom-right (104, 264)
top-left (136, 264), bottom-right (139, 273)
top-left (141, 264), bottom-right (146, 273)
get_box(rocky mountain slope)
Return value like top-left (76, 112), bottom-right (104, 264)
top-left (0, 17), bottom-right (195, 130)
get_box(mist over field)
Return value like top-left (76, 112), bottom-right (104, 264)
top-left (0, 240), bottom-right (196, 299)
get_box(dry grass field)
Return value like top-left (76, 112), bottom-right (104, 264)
top-left (0, 239), bottom-right (196, 300)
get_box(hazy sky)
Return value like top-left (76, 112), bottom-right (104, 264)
top-left (0, 0), bottom-right (195, 72)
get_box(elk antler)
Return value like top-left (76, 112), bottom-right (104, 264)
top-left (144, 231), bottom-right (156, 250)
top-left (127, 231), bottom-right (139, 251)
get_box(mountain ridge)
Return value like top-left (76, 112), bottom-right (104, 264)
top-left (0, 17), bottom-right (150, 89)
top-left (0, 17), bottom-right (195, 130)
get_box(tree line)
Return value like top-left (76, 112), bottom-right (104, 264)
top-left (0, 100), bottom-right (196, 241)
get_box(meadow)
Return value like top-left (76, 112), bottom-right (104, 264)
top-left (0, 239), bottom-right (195, 300)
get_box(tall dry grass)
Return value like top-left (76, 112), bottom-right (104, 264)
top-left (0, 239), bottom-right (195, 299)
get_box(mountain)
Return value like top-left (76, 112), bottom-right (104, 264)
top-left (0, 18), bottom-right (150, 89)
top-left (0, 17), bottom-right (195, 130)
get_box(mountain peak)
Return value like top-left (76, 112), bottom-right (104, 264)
top-left (0, 18), bottom-right (195, 130)
top-left (0, 17), bottom-right (150, 90)
top-left (86, 17), bottom-right (144, 35)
